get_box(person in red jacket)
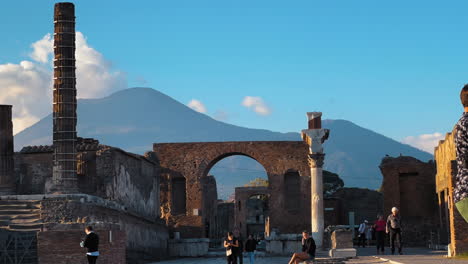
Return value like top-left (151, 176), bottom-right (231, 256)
top-left (374, 215), bottom-right (386, 254)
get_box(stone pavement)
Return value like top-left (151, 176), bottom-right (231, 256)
top-left (151, 248), bottom-right (468, 264)
top-left (347, 247), bottom-right (468, 264)
top-left (151, 256), bottom-right (291, 264)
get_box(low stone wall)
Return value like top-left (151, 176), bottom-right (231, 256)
top-left (38, 195), bottom-right (169, 263)
top-left (37, 229), bottom-right (126, 264)
top-left (265, 234), bottom-right (302, 256)
top-left (168, 238), bottom-right (210, 257)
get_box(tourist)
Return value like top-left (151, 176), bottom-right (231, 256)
top-left (234, 229), bottom-right (244, 264)
top-left (80, 226), bottom-right (100, 264)
top-left (454, 84), bottom-right (468, 222)
top-left (386, 207), bottom-right (402, 255)
top-left (224, 232), bottom-right (239, 264)
top-left (287, 230), bottom-right (316, 264)
top-left (357, 220), bottom-right (368, 247)
top-left (245, 234), bottom-right (258, 264)
top-left (374, 215), bottom-right (386, 254)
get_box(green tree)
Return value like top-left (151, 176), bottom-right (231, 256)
top-left (244, 178), bottom-right (269, 187)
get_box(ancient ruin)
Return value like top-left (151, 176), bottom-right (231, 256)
top-left (0, 105), bottom-right (15, 195)
top-left (380, 155), bottom-right (439, 246)
top-left (435, 129), bottom-right (468, 256)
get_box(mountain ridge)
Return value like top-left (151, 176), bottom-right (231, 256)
top-left (14, 87), bottom-right (432, 196)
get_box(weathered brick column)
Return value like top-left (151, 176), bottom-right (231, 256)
top-left (302, 112), bottom-right (329, 248)
top-left (51, 2), bottom-right (78, 193)
top-left (0, 105), bottom-right (15, 194)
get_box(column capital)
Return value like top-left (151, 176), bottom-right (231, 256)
top-left (308, 153), bottom-right (325, 168)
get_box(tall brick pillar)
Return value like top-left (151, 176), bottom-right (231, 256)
top-left (0, 105), bottom-right (16, 195)
top-left (51, 2), bottom-right (78, 193)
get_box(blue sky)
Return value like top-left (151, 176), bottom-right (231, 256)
top-left (1, 0), bottom-right (467, 152)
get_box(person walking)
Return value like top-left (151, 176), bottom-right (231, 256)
top-left (358, 220), bottom-right (368, 247)
top-left (80, 226), bottom-right (99, 264)
top-left (386, 207), bottom-right (403, 255)
top-left (245, 234), bottom-right (258, 264)
top-left (374, 215), bottom-right (386, 254)
top-left (233, 230), bottom-right (244, 264)
top-left (454, 84), bottom-right (468, 222)
top-left (224, 232), bottom-right (239, 264)
top-left (288, 231), bottom-right (316, 264)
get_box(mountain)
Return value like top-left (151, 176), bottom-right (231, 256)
top-left (14, 88), bottom-right (432, 198)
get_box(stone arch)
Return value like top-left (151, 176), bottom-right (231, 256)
top-left (153, 141), bottom-right (311, 238)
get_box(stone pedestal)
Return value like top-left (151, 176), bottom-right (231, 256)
top-left (329, 229), bottom-right (356, 258)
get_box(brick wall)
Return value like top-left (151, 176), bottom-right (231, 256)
top-left (38, 229), bottom-right (125, 264)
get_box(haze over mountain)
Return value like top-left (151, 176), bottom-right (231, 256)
top-left (14, 88), bottom-right (432, 198)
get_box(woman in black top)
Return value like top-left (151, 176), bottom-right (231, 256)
top-left (224, 232), bottom-right (239, 264)
top-left (288, 231), bottom-right (316, 264)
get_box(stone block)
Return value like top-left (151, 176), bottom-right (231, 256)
top-left (331, 230), bottom-right (353, 249)
top-left (329, 248), bottom-right (356, 258)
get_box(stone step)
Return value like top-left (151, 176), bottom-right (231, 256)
top-left (8, 223), bottom-right (43, 231)
top-left (0, 200), bottom-right (40, 205)
top-left (0, 209), bottom-right (40, 215)
top-left (0, 214), bottom-right (41, 221)
top-left (0, 204), bottom-right (40, 210)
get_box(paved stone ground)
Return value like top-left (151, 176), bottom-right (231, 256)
top-left (151, 248), bottom-right (468, 264)
top-left (150, 256), bottom-right (291, 264)
top-left (347, 247), bottom-right (468, 264)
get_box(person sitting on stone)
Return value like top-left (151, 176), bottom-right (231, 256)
top-left (288, 230), bottom-right (316, 264)
top-left (455, 84), bottom-right (468, 222)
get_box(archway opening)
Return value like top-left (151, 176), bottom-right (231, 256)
top-left (204, 154), bottom-right (268, 240)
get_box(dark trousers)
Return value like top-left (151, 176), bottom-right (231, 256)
top-left (227, 254), bottom-right (237, 264)
top-left (389, 228), bottom-right (402, 254)
top-left (376, 231), bottom-right (385, 252)
top-left (358, 233), bottom-right (366, 247)
top-left (237, 252), bottom-right (243, 264)
top-left (87, 255), bottom-right (98, 264)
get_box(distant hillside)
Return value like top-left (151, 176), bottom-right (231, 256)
top-left (14, 87), bottom-right (432, 198)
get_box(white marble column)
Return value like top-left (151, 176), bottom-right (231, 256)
top-left (302, 112), bottom-right (329, 248)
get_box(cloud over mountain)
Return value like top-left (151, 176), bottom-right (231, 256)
top-left (0, 32), bottom-right (127, 134)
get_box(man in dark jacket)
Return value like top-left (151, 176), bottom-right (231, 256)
top-left (288, 231), bottom-right (316, 264)
top-left (233, 229), bottom-right (244, 264)
top-left (80, 226), bottom-right (100, 264)
top-left (244, 234), bottom-right (258, 264)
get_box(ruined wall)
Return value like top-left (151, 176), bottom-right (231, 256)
top-left (216, 202), bottom-right (235, 239)
top-left (331, 188), bottom-right (383, 225)
top-left (95, 146), bottom-right (160, 219)
top-left (202, 175), bottom-right (218, 238)
top-left (15, 151), bottom-right (53, 194)
top-left (41, 197), bottom-right (168, 262)
top-left (380, 156), bottom-right (438, 246)
top-left (154, 141), bottom-right (311, 238)
top-left (235, 186), bottom-right (269, 238)
top-left (15, 143), bottom-right (160, 220)
top-left (435, 130), bottom-right (468, 255)
top-left (38, 229), bottom-right (126, 264)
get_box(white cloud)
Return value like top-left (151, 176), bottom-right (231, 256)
top-left (188, 99), bottom-right (207, 113)
top-left (30, 34), bottom-right (53, 63)
top-left (401, 132), bottom-right (445, 153)
top-left (242, 96), bottom-right (271, 116)
top-left (0, 32), bottom-right (127, 134)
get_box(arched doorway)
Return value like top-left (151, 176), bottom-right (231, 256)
top-left (203, 155), bottom-right (268, 239)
